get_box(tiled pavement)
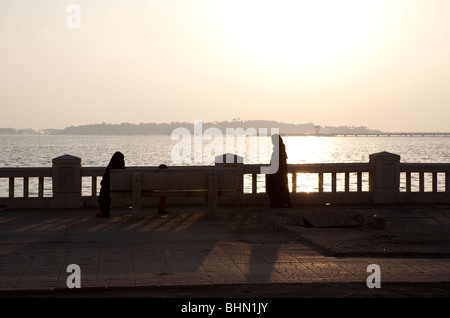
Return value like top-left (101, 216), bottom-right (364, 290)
top-left (0, 207), bottom-right (449, 296)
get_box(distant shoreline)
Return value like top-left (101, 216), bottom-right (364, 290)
top-left (2, 120), bottom-right (449, 136)
top-left (0, 120), bottom-right (383, 135)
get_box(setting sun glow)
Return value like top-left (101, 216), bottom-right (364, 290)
top-left (213, 0), bottom-right (382, 75)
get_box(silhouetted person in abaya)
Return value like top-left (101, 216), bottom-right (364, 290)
top-left (97, 151), bottom-right (125, 217)
top-left (266, 134), bottom-right (292, 208)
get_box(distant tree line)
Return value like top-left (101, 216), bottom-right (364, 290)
top-left (0, 120), bottom-right (383, 135)
top-left (0, 128), bottom-right (41, 134)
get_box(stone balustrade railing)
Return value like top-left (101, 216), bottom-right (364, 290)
top-left (1, 152), bottom-right (449, 210)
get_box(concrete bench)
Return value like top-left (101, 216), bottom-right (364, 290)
top-left (110, 167), bottom-right (241, 218)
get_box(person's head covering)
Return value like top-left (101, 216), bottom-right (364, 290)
top-left (107, 151), bottom-right (125, 169)
top-left (271, 134), bottom-right (286, 155)
top-left (271, 134), bottom-right (285, 144)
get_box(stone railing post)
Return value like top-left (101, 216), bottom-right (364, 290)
top-left (52, 154), bottom-right (83, 208)
top-left (369, 151), bottom-right (401, 204)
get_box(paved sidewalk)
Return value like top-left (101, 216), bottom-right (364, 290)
top-left (0, 205), bottom-right (449, 297)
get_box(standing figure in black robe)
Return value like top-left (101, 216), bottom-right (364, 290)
top-left (97, 151), bottom-right (125, 217)
top-left (266, 135), bottom-right (292, 208)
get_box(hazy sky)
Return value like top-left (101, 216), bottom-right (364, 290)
top-left (1, 0), bottom-right (449, 132)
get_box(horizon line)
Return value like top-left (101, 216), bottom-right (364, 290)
top-left (1, 120), bottom-right (448, 134)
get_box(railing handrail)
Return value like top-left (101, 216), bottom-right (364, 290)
top-left (287, 163), bottom-right (372, 173)
top-left (0, 167), bottom-right (52, 178)
top-left (401, 163), bottom-right (450, 173)
top-left (2, 162), bottom-right (450, 176)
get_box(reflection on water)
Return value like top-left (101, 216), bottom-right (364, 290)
top-left (1, 134), bottom-right (450, 196)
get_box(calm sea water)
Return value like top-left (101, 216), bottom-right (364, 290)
top-left (1, 134), bottom-right (450, 196)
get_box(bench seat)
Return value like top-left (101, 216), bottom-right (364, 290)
top-left (110, 167), bottom-right (241, 217)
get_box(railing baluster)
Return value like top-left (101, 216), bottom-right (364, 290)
top-left (91, 176), bottom-right (97, 197)
top-left (345, 172), bottom-right (349, 192)
top-left (432, 172), bottom-right (438, 193)
top-left (331, 173), bottom-right (337, 193)
top-left (419, 172), bottom-right (424, 192)
top-left (318, 173), bottom-right (323, 193)
top-left (357, 172), bottom-right (362, 192)
top-left (446, 172), bottom-right (450, 193)
top-left (23, 177), bottom-right (29, 198)
top-left (9, 177), bottom-right (14, 198)
top-left (38, 177), bottom-right (44, 198)
top-left (292, 173), bottom-right (297, 193)
top-left (406, 172), bottom-right (411, 192)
